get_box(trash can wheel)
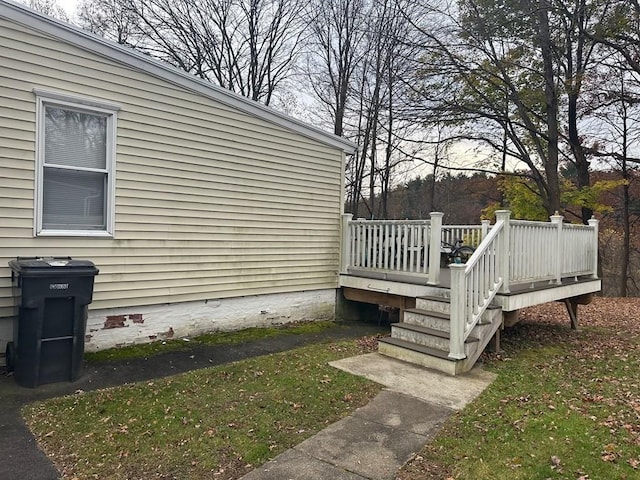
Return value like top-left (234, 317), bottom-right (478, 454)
top-left (5, 341), bottom-right (15, 373)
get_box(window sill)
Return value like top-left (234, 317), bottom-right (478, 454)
top-left (36, 230), bottom-right (114, 238)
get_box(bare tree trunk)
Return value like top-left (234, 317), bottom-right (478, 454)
top-left (564, 0), bottom-right (594, 223)
top-left (536, 0), bottom-right (562, 214)
top-left (428, 124), bottom-right (445, 213)
top-left (568, 92), bottom-right (593, 222)
top-left (620, 91), bottom-right (630, 297)
top-left (621, 177), bottom-right (630, 296)
top-left (350, 66), bottom-right (371, 218)
top-left (305, 0), bottom-right (366, 136)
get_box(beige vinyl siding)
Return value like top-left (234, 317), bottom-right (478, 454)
top-left (0, 18), bottom-right (345, 317)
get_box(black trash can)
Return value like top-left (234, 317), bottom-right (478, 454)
top-left (6, 257), bottom-right (99, 388)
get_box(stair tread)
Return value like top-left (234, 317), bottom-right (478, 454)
top-left (392, 322), bottom-right (479, 343)
top-left (405, 308), bottom-right (450, 319)
top-left (416, 295), bottom-right (502, 310)
top-left (405, 308), bottom-right (496, 326)
top-left (416, 295), bottom-right (451, 303)
top-left (379, 337), bottom-right (453, 360)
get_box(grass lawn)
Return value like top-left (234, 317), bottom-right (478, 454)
top-left (23, 336), bottom-right (382, 479)
top-left (23, 298), bottom-right (640, 480)
top-left (398, 297), bottom-right (640, 480)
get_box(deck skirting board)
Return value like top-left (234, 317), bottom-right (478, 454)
top-left (495, 279), bottom-right (601, 311)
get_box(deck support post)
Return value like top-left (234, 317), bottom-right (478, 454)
top-left (588, 217), bottom-right (599, 279)
top-left (550, 213), bottom-right (564, 285)
top-left (496, 210), bottom-right (511, 294)
top-left (488, 329), bottom-right (501, 352)
top-left (340, 213), bottom-right (353, 274)
top-left (448, 264), bottom-right (467, 360)
top-left (428, 212), bottom-right (443, 285)
top-left (564, 299), bottom-right (579, 330)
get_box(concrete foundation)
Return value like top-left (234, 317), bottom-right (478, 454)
top-left (0, 289), bottom-right (337, 359)
top-left (83, 289), bottom-right (336, 351)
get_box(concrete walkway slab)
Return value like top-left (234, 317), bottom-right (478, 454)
top-left (240, 449), bottom-right (369, 480)
top-left (352, 389), bottom-right (453, 437)
top-left (294, 414), bottom-right (426, 480)
top-left (330, 352), bottom-right (496, 410)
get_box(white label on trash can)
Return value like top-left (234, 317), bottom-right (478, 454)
top-left (46, 260), bottom-right (69, 267)
top-left (49, 283), bottom-right (69, 290)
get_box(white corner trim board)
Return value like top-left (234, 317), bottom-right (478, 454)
top-left (83, 289), bottom-right (336, 351)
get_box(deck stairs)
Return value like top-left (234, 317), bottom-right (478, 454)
top-left (378, 294), bottom-right (503, 375)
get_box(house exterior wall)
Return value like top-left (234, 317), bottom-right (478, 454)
top-left (0, 17), bottom-right (345, 353)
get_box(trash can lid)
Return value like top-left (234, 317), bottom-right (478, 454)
top-left (9, 257), bottom-right (99, 275)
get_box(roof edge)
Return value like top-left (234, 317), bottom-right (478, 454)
top-left (0, 0), bottom-right (357, 154)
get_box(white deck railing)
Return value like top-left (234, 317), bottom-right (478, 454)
top-left (348, 219), bottom-right (432, 274)
top-left (508, 215), bottom-right (599, 289)
top-left (341, 210), bottom-right (599, 360)
top-left (341, 213), bottom-right (492, 285)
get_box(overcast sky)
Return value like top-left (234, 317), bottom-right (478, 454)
top-left (58, 0), bottom-right (77, 17)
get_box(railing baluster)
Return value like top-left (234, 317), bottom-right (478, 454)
top-left (402, 225), bottom-right (408, 271)
top-left (390, 224), bottom-right (396, 270)
top-left (422, 224), bottom-right (427, 273)
top-left (422, 224), bottom-right (428, 274)
top-left (377, 224), bottom-right (383, 269)
top-left (376, 224), bottom-right (382, 269)
top-left (371, 224), bottom-right (377, 269)
top-left (352, 223), bottom-right (358, 268)
top-left (408, 226), bottom-right (415, 272)
top-left (359, 223), bottom-right (365, 268)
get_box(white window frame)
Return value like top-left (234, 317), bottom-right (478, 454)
top-left (34, 90), bottom-right (119, 237)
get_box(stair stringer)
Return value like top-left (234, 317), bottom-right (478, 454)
top-left (455, 307), bottom-right (503, 373)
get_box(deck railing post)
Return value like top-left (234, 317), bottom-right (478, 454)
top-left (588, 216), bottom-right (599, 279)
top-left (496, 210), bottom-right (511, 293)
top-left (481, 219), bottom-right (491, 241)
top-left (550, 212), bottom-right (563, 284)
top-left (340, 213), bottom-right (353, 274)
top-left (428, 212), bottom-right (443, 285)
top-left (448, 264), bottom-right (467, 360)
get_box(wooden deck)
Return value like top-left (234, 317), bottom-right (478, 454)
top-left (339, 211), bottom-right (601, 375)
top-left (341, 268), bottom-right (601, 311)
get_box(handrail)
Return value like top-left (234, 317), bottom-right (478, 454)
top-left (349, 219), bottom-right (432, 226)
top-left (448, 212), bottom-right (506, 359)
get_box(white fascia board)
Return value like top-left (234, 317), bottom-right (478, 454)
top-left (0, 0), bottom-right (357, 154)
